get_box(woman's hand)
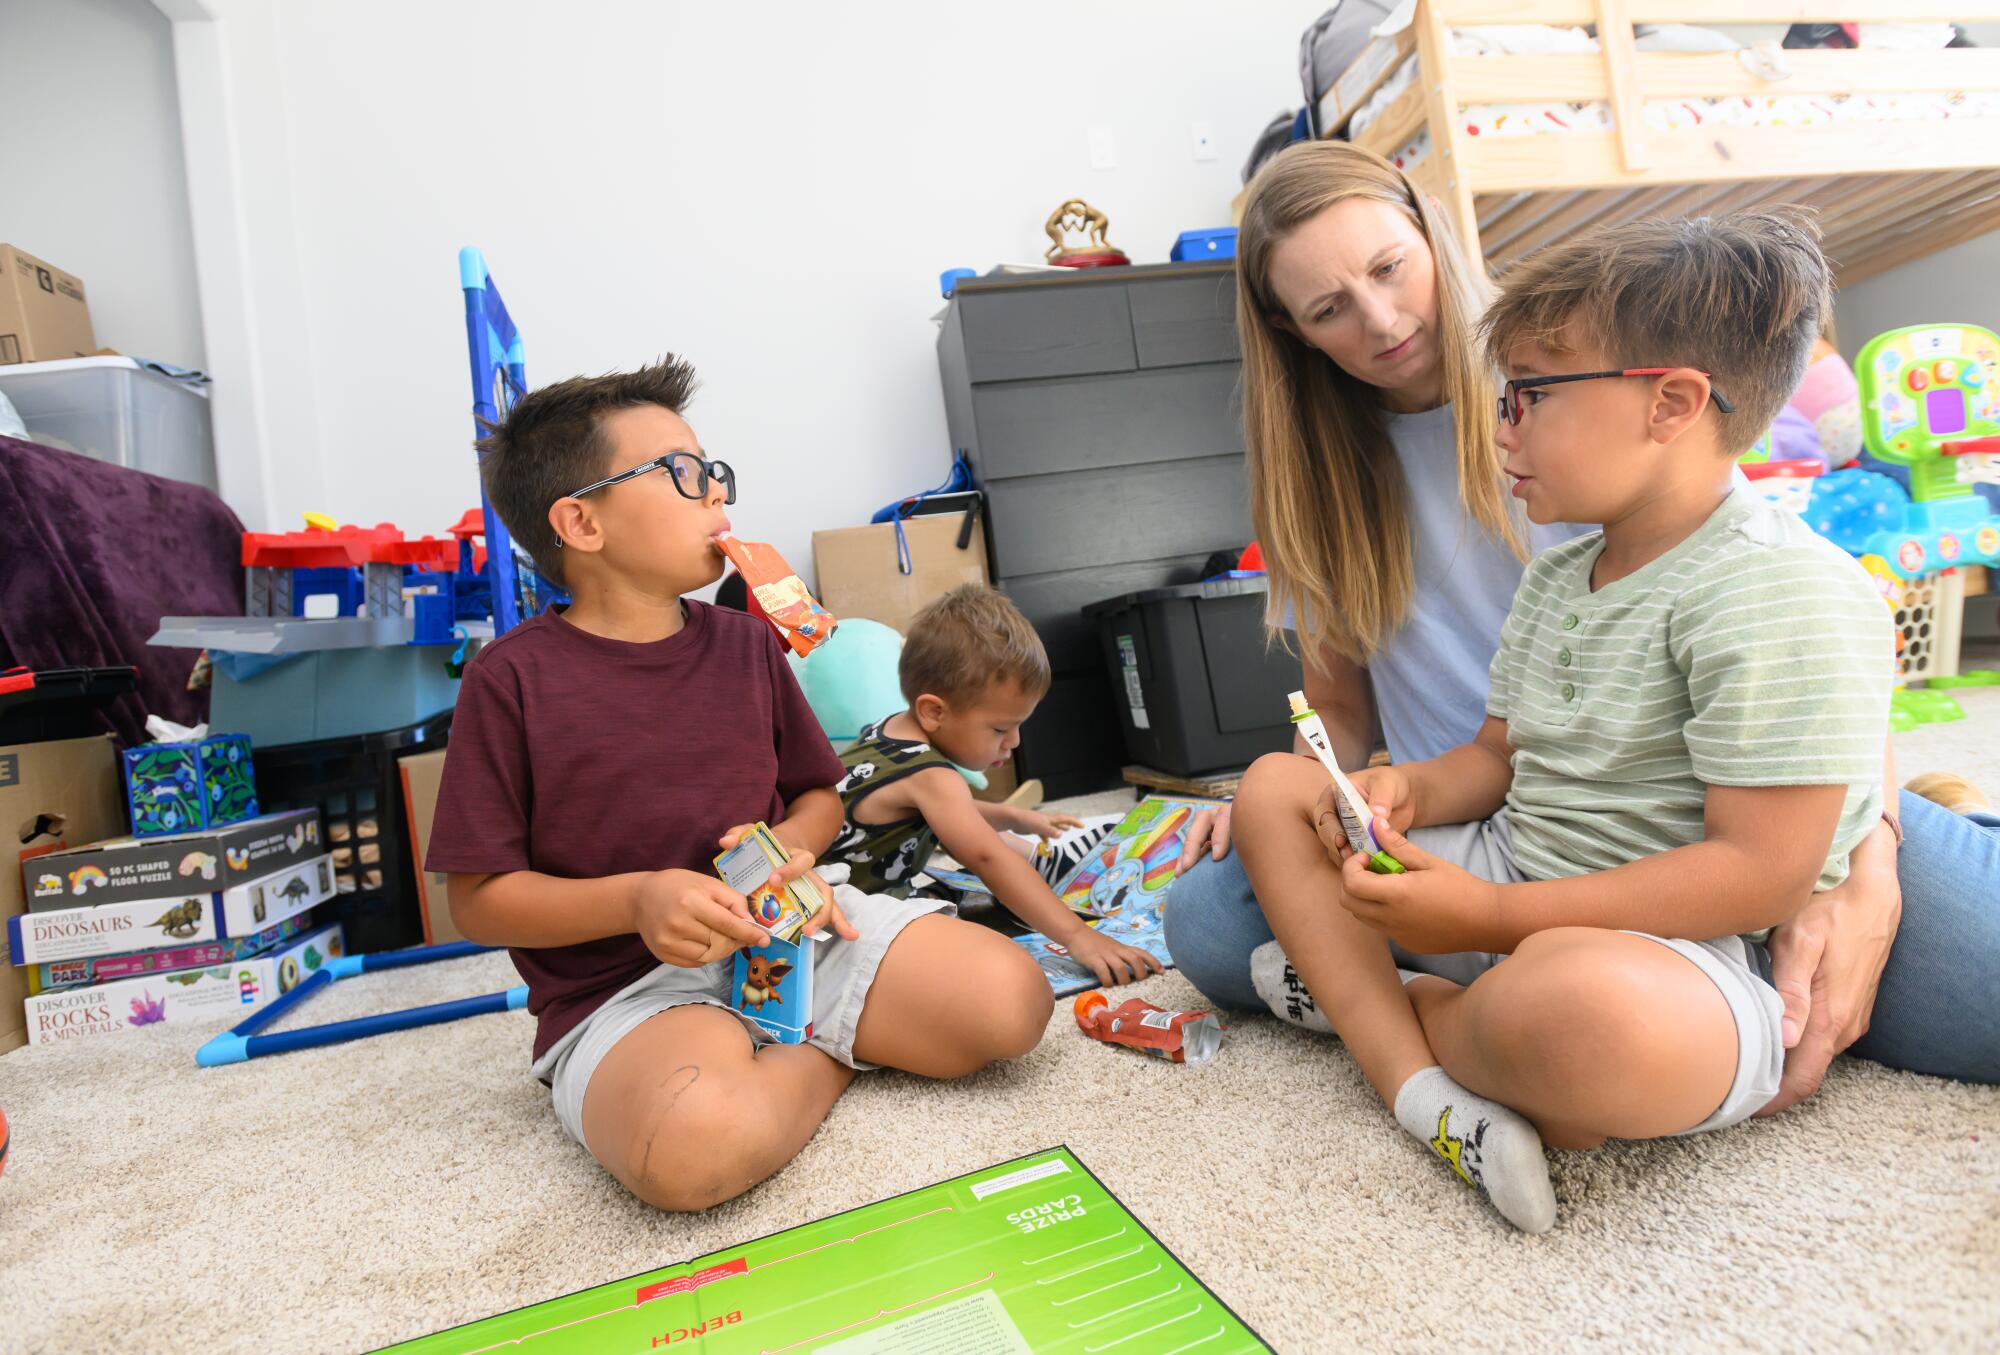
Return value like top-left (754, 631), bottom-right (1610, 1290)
top-left (1337, 819), bottom-right (1500, 954)
top-left (1175, 803), bottom-right (1234, 874)
top-left (1754, 820), bottom-right (1901, 1116)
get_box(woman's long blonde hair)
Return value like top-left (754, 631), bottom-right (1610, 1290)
top-left (1237, 141), bottom-right (1521, 664)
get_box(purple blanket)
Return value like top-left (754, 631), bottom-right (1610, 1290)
top-left (0, 435), bottom-right (245, 747)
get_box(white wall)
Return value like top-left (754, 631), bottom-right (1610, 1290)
top-left (1836, 232), bottom-right (2000, 361)
top-left (167, 0), bottom-right (1308, 572)
top-left (0, 0), bottom-right (206, 368)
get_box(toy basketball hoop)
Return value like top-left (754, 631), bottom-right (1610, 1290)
top-left (1740, 458), bottom-right (1824, 515)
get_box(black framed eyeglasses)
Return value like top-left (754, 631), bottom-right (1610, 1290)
top-left (567, 451), bottom-right (736, 504)
top-left (1497, 368), bottom-right (1735, 426)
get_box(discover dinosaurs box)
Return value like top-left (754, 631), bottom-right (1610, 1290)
top-left (23, 807), bottom-right (320, 911)
top-left (8, 852), bottom-right (334, 966)
top-left (22, 921), bottom-right (343, 1047)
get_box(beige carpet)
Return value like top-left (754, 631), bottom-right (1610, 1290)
top-left (5, 678), bottom-right (2000, 1353)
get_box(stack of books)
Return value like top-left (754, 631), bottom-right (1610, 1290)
top-left (11, 809), bottom-right (343, 1047)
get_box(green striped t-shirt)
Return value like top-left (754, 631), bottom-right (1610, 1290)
top-left (1487, 488), bottom-right (1891, 904)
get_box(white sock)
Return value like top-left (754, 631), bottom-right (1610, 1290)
top-left (1249, 942), bottom-right (1429, 1035)
top-left (1393, 1065), bottom-right (1557, 1234)
top-left (1249, 941), bottom-right (1333, 1034)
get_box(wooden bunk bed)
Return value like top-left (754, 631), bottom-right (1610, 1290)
top-left (1294, 1), bottom-right (2000, 286)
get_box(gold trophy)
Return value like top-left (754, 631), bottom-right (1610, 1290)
top-left (1044, 199), bottom-right (1130, 269)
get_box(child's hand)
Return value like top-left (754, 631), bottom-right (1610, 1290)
top-left (630, 869), bottom-right (770, 967)
top-left (1015, 809), bottom-right (1085, 840)
top-left (1314, 766), bottom-right (1415, 864)
top-left (1337, 820), bottom-right (1500, 954)
top-left (717, 825), bottom-right (861, 943)
top-left (1060, 925), bottom-right (1164, 987)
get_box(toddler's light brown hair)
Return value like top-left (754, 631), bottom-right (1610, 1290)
top-left (900, 585), bottom-right (1051, 705)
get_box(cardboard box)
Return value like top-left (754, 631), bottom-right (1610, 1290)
top-left (1, 735), bottom-right (130, 1052)
top-left (9, 852), bottom-right (334, 966)
top-left (24, 808), bottom-right (320, 912)
top-left (22, 922), bottom-right (343, 1047)
top-left (811, 512), bottom-right (990, 639)
top-left (0, 245), bottom-right (95, 365)
top-left (399, 749), bottom-right (464, 945)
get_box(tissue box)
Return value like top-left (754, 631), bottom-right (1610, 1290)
top-left (123, 734), bottom-right (258, 837)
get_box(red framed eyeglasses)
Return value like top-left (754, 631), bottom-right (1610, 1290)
top-left (1497, 368), bottom-right (1735, 426)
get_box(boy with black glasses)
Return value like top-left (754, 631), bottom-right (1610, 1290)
top-left (1231, 212), bottom-right (1894, 1231)
top-left (427, 358), bottom-right (1051, 1211)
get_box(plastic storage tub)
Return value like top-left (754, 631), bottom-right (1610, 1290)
top-left (1086, 577), bottom-right (1299, 776)
top-left (0, 355), bottom-right (215, 491)
top-left (252, 711), bottom-right (452, 953)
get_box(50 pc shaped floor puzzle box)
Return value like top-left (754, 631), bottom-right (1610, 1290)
top-left (23, 807), bottom-right (320, 912)
top-left (2, 734), bottom-right (130, 1053)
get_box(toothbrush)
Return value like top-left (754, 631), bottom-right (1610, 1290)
top-left (1288, 690), bottom-right (1405, 875)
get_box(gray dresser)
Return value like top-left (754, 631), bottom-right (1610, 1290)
top-left (936, 261), bottom-right (1259, 796)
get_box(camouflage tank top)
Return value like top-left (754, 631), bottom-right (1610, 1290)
top-left (827, 718), bottom-right (959, 897)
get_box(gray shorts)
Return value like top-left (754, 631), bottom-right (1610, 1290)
top-left (530, 880), bottom-right (950, 1148)
top-left (1395, 811), bottom-right (1786, 1136)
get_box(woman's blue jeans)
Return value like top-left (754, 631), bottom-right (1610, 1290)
top-left (1160, 790), bottom-right (2000, 1082)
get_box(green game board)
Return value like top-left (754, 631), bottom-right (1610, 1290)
top-left (379, 1147), bottom-right (1268, 1354)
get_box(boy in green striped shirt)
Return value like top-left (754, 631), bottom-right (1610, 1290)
top-left (1233, 211), bottom-right (1892, 1232)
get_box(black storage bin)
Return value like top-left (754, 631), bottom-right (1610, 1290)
top-left (252, 710), bottom-right (451, 953)
top-left (1086, 578), bottom-right (1299, 776)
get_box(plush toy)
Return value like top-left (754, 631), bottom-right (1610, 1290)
top-left (1787, 346), bottom-right (1863, 466)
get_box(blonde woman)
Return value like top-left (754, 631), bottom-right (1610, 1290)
top-left (1164, 141), bottom-right (1999, 1100)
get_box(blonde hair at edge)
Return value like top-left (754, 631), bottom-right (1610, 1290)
top-left (1237, 141), bottom-right (1523, 664)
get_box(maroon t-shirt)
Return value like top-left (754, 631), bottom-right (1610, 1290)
top-left (425, 602), bottom-right (844, 1060)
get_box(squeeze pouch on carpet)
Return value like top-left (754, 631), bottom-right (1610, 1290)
top-left (713, 533), bottom-right (837, 657)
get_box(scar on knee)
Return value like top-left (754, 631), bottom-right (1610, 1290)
top-left (634, 1064), bottom-right (702, 1183)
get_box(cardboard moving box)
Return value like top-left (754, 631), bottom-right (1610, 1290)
top-left (0, 245), bottom-right (95, 365)
top-left (2, 735), bottom-right (129, 1052)
top-left (812, 511), bottom-right (990, 639)
top-left (399, 749), bottom-right (465, 945)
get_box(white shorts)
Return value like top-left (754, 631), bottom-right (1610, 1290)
top-left (530, 883), bottom-right (950, 1148)
top-left (1396, 811), bottom-right (1786, 1135)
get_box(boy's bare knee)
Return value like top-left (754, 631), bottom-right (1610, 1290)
top-left (617, 1078), bottom-right (765, 1213)
top-left (1483, 929), bottom-right (1693, 1073)
top-left (1237, 752), bottom-right (1310, 817)
top-left (945, 947), bottom-right (1051, 1070)
top-left (987, 953), bottom-right (1054, 1060)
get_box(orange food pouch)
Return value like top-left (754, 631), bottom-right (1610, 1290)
top-left (713, 533), bottom-right (838, 657)
top-left (1073, 992), bottom-right (1223, 1064)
